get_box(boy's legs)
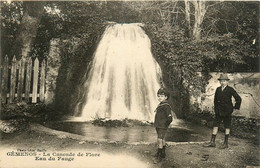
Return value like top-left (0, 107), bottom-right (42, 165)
top-left (157, 138), bottom-right (163, 148)
top-left (161, 134), bottom-right (167, 158)
top-left (155, 128), bottom-right (163, 156)
top-left (154, 128), bottom-right (166, 163)
top-left (220, 117), bottom-right (231, 149)
top-left (204, 115), bottom-right (221, 147)
top-left (225, 128), bottom-right (230, 134)
top-left (162, 139), bottom-right (166, 146)
top-left (156, 128), bottom-right (166, 148)
top-left (203, 127), bottom-right (218, 147)
top-left (213, 126), bottom-right (219, 135)
top-left (211, 126), bottom-right (218, 144)
top-left (154, 138), bottom-right (163, 163)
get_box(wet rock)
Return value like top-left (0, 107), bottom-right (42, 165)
top-left (79, 141), bottom-right (86, 144)
top-left (201, 154), bottom-right (209, 161)
top-left (0, 118), bottom-right (28, 133)
top-left (201, 120), bottom-right (207, 125)
top-left (92, 119), bottom-right (153, 127)
top-left (186, 152), bottom-right (192, 155)
top-left (0, 120), bottom-right (17, 133)
top-left (92, 119), bottom-right (129, 127)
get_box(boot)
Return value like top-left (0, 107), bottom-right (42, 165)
top-left (153, 148), bottom-right (159, 157)
top-left (153, 148), bottom-right (162, 164)
top-left (161, 146), bottom-right (166, 158)
top-left (220, 143), bottom-right (228, 149)
top-left (203, 134), bottom-right (216, 147)
top-left (220, 134), bottom-right (229, 149)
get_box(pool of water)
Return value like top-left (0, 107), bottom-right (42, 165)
top-left (44, 120), bottom-right (210, 143)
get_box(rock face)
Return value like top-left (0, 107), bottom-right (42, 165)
top-left (45, 39), bottom-right (61, 104)
top-left (0, 120), bottom-right (17, 133)
top-left (191, 72), bottom-right (260, 119)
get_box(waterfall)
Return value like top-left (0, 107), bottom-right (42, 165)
top-left (75, 23), bottom-right (162, 122)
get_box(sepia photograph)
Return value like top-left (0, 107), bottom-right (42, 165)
top-left (0, 0), bottom-right (259, 167)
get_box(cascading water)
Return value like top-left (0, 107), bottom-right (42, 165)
top-left (75, 23), bottom-right (162, 122)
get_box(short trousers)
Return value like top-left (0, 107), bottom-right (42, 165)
top-left (213, 115), bottom-right (231, 128)
top-left (155, 127), bottom-right (168, 139)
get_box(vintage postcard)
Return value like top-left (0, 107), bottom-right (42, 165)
top-left (0, 1), bottom-right (259, 168)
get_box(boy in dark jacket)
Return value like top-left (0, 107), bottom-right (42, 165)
top-left (204, 73), bottom-right (242, 149)
top-left (153, 88), bottom-right (173, 163)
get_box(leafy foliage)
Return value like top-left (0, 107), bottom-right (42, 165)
top-left (1, 1), bottom-right (259, 118)
top-left (1, 1), bottom-right (23, 58)
top-left (141, 1), bottom-right (259, 97)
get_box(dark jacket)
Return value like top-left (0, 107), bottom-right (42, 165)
top-left (154, 100), bottom-right (173, 128)
top-left (214, 85), bottom-right (242, 117)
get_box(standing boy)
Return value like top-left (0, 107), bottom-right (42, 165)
top-left (204, 73), bottom-right (242, 149)
top-left (153, 87), bottom-right (173, 163)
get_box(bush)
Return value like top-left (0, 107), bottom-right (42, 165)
top-left (1, 102), bottom-right (54, 122)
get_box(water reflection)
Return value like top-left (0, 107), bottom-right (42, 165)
top-left (44, 121), bottom-right (207, 143)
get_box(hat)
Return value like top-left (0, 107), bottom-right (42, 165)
top-left (218, 74), bottom-right (230, 81)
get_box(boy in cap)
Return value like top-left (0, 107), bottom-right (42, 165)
top-left (153, 87), bottom-right (173, 163)
top-left (204, 73), bottom-right (242, 149)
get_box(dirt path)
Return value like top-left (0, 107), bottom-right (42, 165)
top-left (0, 123), bottom-right (259, 168)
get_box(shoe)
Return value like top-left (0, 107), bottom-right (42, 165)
top-left (161, 147), bottom-right (166, 158)
top-left (153, 155), bottom-right (162, 164)
top-left (161, 152), bottom-right (166, 158)
top-left (203, 142), bottom-right (216, 147)
top-left (219, 143), bottom-right (228, 149)
top-left (153, 151), bottom-right (159, 157)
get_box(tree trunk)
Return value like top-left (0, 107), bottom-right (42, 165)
top-left (14, 1), bottom-right (45, 60)
top-left (191, 0), bottom-right (206, 41)
top-left (184, 0), bottom-right (191, 37)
